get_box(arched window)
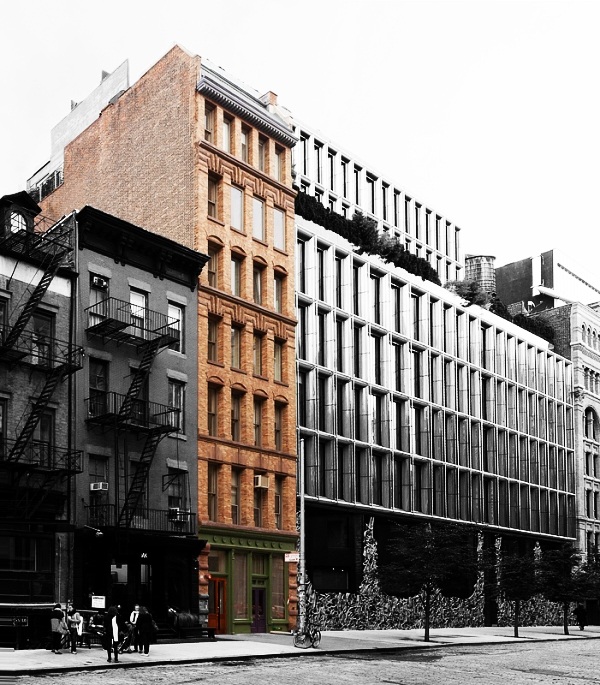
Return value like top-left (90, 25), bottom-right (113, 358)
top-left (584, 407), bottom-right (599, 441)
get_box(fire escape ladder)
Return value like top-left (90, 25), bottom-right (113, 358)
top-left (117, 338), bottom-right (162, 421)
top-left (7, 366), bottom-right (66, 463)
top-left (117, 429), bottom-right (166, 527)
top-left (1, 250), bottom-right (66, 354)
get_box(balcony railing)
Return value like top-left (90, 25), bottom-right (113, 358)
top-left (86, 504), bottom-right (196, 534)
top-left (0, 213), bottom-right (74, 261)
top-left (85, 391), bottom-right (180, 432)
top-left (85, 297), bottom-right (180, 347)
top-left (0, 325), bottom-right (84, 369)
top-left (1, 437), bottom-right (82, 472)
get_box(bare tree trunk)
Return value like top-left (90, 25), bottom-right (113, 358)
top-left (514, 598), bottom-right (520, 638)
top-left (424, 587), bottom-right (431, 642)
top-left (563, 602), bottom-right (569, 635)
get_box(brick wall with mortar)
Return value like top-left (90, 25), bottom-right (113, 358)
top-left (40, 46), bottom-right (201, 251)
top-left (532, 305), bottom-right (572, 358)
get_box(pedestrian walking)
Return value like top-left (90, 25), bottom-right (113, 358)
top-left (574, 603), bottom-right (587, 631)
top-left (125, 603), bottom-right (140, 652)
top-left (50, 603), bottom-right (68, 654)
top-left (103, 606), bottom-right (120, 662)
top-left (65, 603), bottom-right (83, 653)
top-left (135, 606), bottom-right (154, 656)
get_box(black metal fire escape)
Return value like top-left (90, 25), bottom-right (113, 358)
top-left (0, 214), bottom-right (83, 519)
top-left (84, 297), bottom-right (180, 529)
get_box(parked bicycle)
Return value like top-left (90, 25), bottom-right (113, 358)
top-left (293, 584), bottom-right (322, 649)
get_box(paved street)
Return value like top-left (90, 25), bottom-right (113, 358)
top-left (6, 638), bottom-right (600, 685)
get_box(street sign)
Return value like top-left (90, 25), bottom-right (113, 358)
top-left (285, 552), bottom-right (299, 563)
top-left (12, 617), bottom-right (28, 627)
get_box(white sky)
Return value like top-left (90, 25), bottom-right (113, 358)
top-left (1, 0), bottom-right (599, 276)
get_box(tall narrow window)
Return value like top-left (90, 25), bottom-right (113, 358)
top-left (274, 207), bottom-right (286, 251)
top-left (231, 392), bottom-right (242, 441)
top-left (253, 333), bottom-right (263, 376)
top-left (207, 245), bottom-right (219, 288)
top-left (129, 289), bottom-right (147, 337)
top-left (231, 256), bottom-right (242, 296)
top-left (231, 468), bottom-right (241, 523)
top-left (253, 398), bottom-right (263, 446)
top-left (254, 481), bottom-right (264, 527)
top-left (274, 340), bottom-right (284, 382)
top-left (167, 302), bottom-right (184, 353)
top-left (230, 186), bottom-right (244, 232)
top-left (314, 142), bottom-right (323, 183)
top-left (275, 146), bottom-right (284, 182)
top-left (341, 158), bottom-right (348, 197)
top-left (208, 176), bottom-right (219, 219)
top-left (31, 310), bottom-right (53, 366)
top-left (275, 477), bottom-right (283, 529)
top-left (207, 463), bottom-right (218, 520)
top-left (231, 326), bottom-right (242, 369)
top-left (274, 273), bottom-right (284, 314)
top-left (253, 265), bottom-right (263, 305)
top-left (204, 103), bottom-right (215, 143)
top-left (208, 318), bottom-right (218, 363)
top-left (274, 404), bottom-right (284, 451)
top-left (222, 115), bottom-right (232, 153)
top-left (241, 126), bottom-right (249, 162)
top-left (169, 379), bottom-right (186, 433)
top-left (207, 385), bottom-right (218, 436)
top-left (258, 136), bottom-right (267, 172)
top-left (89, 358), bottom-right (109, 417)
top-left (354, 166), bottom-right (361, 204)
top-left (253, 197), bottom-right (265, 241)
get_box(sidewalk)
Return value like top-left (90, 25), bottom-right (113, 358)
top-left (2, 625), bottom-right (600, 675)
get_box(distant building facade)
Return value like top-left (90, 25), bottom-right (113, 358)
top-left (496, 249), bottom-right (600, 315)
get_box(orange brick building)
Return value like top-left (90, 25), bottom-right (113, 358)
top-left (36, 46), bottom-right (298, 634)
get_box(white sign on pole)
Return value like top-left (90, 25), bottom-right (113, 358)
top-left (285, 552), bottom-right (299, 563)
top-left (91, 595), bottom-right (106, 609)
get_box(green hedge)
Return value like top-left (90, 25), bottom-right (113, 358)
top-left (295, 191), bottom-right (441, 286)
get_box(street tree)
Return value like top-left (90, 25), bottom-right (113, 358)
top-left (538, 543), bottom-right (584, 635)
top-left (495, 546), bottom-right (537, 638)
top-left (377, 520), bottom-right (478, 641)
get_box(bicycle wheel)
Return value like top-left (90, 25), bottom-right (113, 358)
top-left (310, 629), bottom-right (321, 648)
top-left (293, 632), bottom-right (308, 649)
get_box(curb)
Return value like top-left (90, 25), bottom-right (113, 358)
top-left (4, 633), bottom-right (600, 676)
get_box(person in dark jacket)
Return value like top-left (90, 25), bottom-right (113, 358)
top-left (66, 604), bottom-right (83, 653)
top-left (50, 603), bottom-right (66, 654)
top-left (103, 606), bottom-right (120, 662)
top-left (574, 603), bottom-right (588, 631)
top-left (135, 606), bottom-right (154, 655)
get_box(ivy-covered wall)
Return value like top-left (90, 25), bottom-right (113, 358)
top-left (308, 519), bottom-right (563, 631)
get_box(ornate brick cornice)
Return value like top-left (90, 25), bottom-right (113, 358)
top-left (198, 72), bottom-right (297, 148)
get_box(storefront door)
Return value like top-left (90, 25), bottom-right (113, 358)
top-left (251, 587), bottom-right (266, 633)
top-left (208, 578), bottom-right (227, 633)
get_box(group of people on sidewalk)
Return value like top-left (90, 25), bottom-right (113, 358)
top-left (50, 602), bottom-right (155, 661)
top-left (104, 604), bottom-right (155, 662)
top-left (50, 603), bottom-right (83, 654)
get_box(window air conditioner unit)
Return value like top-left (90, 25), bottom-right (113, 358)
top-left (90, 482), bottom-right (109, 492)
top-left (92, 276), bottom-right (108, 290)
top-left (254, 474), bottom-right (269, 489)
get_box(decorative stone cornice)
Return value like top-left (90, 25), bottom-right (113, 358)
top-left (198, 71), bottom-right (297, 148)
